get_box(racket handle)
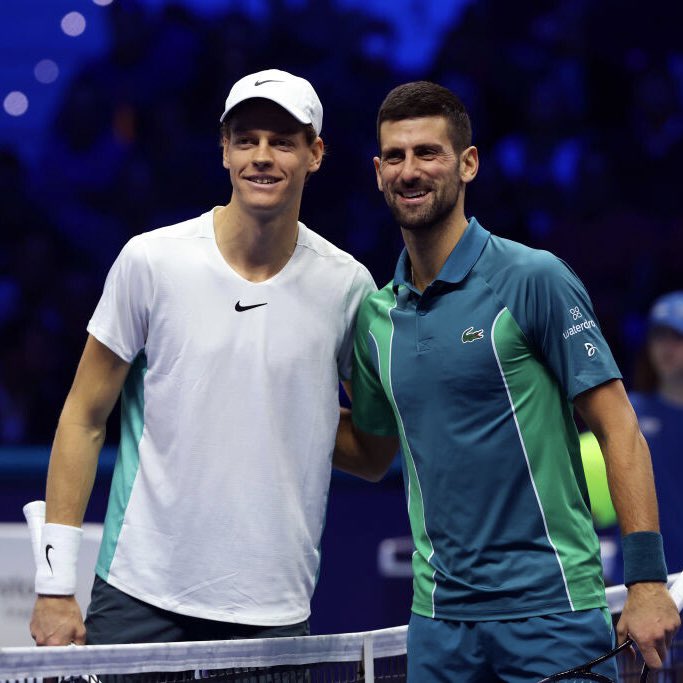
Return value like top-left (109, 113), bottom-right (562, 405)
top-left (22, 500), bottom-right (46, 568)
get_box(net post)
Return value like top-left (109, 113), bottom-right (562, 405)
top-left (362, 632), bottom-right (375, 683)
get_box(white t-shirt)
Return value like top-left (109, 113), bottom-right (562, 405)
top-left (87, 209), bottom-right (376, 625)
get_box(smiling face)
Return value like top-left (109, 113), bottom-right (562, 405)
top-left (222, 99), bottom-right (323, 219)
top-left (374, 115), bottom-right (477, 232)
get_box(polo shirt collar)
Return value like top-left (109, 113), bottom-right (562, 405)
top-left (392, 217), bottom-right (490, 291)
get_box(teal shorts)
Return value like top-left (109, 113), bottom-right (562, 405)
top-left (407, 609), bottom-right (617, 682)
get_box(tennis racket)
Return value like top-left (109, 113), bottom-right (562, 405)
top-left (538, 572), bottom-right (683, 682)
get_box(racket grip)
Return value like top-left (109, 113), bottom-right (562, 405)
top-left (669, 572), bottom-right (683, 612)
top-left (22, 500), bottom-right (46, 568)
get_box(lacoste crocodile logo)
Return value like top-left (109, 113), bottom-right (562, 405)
top-left (461, 326), bottom-right (484, 343)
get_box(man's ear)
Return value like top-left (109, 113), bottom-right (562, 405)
top-left (460, 145), bottom-right (479, 184)
top-left (373, 156), bottom-right (384, 192)
top-left (222, 135), bottom-right (230, 170)
top-left (308, 137), bottom-right (324, 174)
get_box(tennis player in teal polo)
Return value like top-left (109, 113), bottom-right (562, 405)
top-left (334, 81), bottom-right (680, 682)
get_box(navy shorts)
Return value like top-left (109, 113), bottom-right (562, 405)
top-left (407, 609), bottom-right (617, 683)
top-left (85, 575), bottom-right (310, 644)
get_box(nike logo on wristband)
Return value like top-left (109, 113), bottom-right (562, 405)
top-left (235, 301), bottom-right (268, 312)
top-left (45, 544), bottom-right (54, 574)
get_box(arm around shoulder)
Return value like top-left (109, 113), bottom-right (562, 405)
top-left (334, 406), bottom-right (398, 482)
top-left (337, 289), bottom-right (399, 481)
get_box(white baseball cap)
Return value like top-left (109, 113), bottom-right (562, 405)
top-left (220, 68), bottom-right (323, 136)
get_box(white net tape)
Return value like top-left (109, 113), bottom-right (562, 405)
top-left (0, 626), bottom-right (407, 680)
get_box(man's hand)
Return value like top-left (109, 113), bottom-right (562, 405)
top-left (617, 582), bottom-right (681, 670)
top-left (30, 595), bottom-right (86, 646)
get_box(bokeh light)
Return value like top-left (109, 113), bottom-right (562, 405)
top-left (34, 59), bottom-right (59, 84)
top-left (60, 11), bottom-right (86, 37)
top-left (3, 91), bottom-right (29, 116)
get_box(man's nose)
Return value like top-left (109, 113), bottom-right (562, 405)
top-left (252, 140), bottom-right (274, 166)
top-left (398, 154), bottom-right (421, 183)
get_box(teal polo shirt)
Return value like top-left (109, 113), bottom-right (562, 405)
top-left (352, 217), bottom-right (621, 621)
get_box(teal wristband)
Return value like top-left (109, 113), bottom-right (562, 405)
top-left (622, 531), bottom-right (667, 586)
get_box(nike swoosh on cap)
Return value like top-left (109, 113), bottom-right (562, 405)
top-left (235, 301), bottom-right (268, 312)
top-left (254, 79), bottom-right (283, 86)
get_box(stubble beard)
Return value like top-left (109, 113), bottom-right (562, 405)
top-left (384, 180), bottom-right (462, 233)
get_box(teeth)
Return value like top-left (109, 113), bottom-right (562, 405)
top-left (402, 191), bottom-right (427, 198)
top-left (252, 178), bottom-right (276, 184)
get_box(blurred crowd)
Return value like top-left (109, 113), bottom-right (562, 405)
top-left (1, 0), bottom-right (682, 444)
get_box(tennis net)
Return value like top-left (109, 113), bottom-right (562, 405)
top-left (0, 625), bottom-right (407, 683)
top-left (2, 575), bottom-right (681, 683)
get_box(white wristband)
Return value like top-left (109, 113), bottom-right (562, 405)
top-left (35, 523), bottom-right (83, 595)
top-left (22, 500), bottom-right (46, 568)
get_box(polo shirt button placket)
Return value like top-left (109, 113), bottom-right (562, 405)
top-left (416, 297), bottom-right (430, 352)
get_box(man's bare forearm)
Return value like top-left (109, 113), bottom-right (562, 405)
top-left (45, 412), bottom-right (106, 526)
top-left (575, 380), bottom-right (659, 534)
top-left (600, 426), bottom-right (659, 534)
top-left (44, 335), bottom-right (131, 526)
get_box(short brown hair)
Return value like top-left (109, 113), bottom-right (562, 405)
top-left (377, 81), bottom-right (472, 152)
top-left (219, 119), bottom-right (318, 147)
